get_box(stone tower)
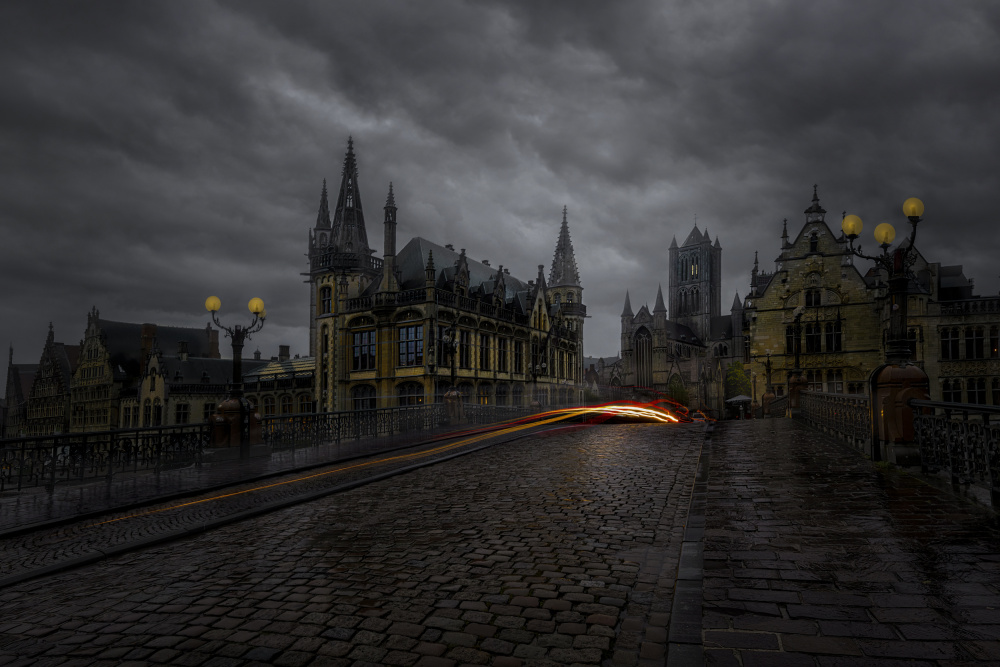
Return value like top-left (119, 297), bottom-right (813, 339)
top-left (668, 224), bottom-right (722, 341)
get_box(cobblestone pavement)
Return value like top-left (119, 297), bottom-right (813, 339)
top-left (0, 423), bottom-right (703, 666)
top-left (703, 420), bottom-right (1000, 666)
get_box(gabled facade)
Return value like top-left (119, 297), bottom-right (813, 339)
top-left (745, 187), bottom-right (882, 396)
top-left (70, 307), bottom-right (220, 432)
top-left (308, 139), bottom-right (585, 411)
top-left (24, 324), bottom-right (79, 436)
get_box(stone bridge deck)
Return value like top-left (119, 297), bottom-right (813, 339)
top-left (0, 419), bottom-right (997, 666)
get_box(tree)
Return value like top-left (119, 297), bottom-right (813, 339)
top-left (724, 361), bottom-right (752, 399)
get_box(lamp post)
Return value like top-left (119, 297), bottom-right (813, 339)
top-left (530, 360), bottom-right (548, 409)
top-left (440, 326), bottom-right (462, 423)
top-left (205, 296), bottom-right (266, 456)
top-left (841, 198), bottom-right (929, 464)
top-left (760, 351), bottom-right (775, 416)
top-left (787, 307), bottom-right (807, 415)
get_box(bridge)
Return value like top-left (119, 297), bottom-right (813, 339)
top-left (0, 402), bottom-right (998, 665)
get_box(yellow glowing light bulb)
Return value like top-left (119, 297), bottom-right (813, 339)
top-left (902, 197), bottom-right (924, 219)
top-left (874, 222), bottom-right (896, 246)
top-left (205, 296), bottom-right (221, 312)
top-left (841, 214), bottom-right (863, 238)
top-left (248, 298), bottom-right (265, 315)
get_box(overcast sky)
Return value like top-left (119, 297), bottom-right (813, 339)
top-left (2, 0), bottom-right (998, 396)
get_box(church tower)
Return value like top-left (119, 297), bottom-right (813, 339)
top-left (548, 206), bottom-right (586, 384)
top-left (668, 224), bottom-right (722, 341)
top-left (307, 137), bottom-right (380, 398)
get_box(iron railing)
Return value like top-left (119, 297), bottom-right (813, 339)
top-left (260, 403), bottom-right (534, 450)
top-left (0, 423), bottom-right (210, 494)
top-left (768, 394), bottom-right (788, 417)
top-left (911, 399), bottom-right (1000, 506)
top-left (800, 391), bottom-right (871, 453)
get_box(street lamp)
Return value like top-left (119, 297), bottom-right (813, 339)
top-left (205, 296), bottom-right (266, 455)
top-left (841, 198), bottom-right (928, 464)
top-left (530, 360), bottom-right (548, 408)
top-left (439, 326), bottom-right (462, 423)
top-left (841, 198), bottom-right (924, 365)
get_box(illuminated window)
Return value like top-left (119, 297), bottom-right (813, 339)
top-left (397, 382), bottom-right (423, 406)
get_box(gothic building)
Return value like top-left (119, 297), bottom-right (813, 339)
top-left (620, 224), bottom-right (744, 416)
top-left (24, 324), bottom-right (79, 436)
top-left (307, 138), bottom-right (585, 412)
top-left (745, 187), bottom-right (1000, 405)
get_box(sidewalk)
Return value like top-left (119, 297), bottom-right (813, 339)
top-left (701, 419), bottom-right (1000, 665)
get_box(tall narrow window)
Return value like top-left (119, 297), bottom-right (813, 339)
top-left (352, 330), bottom-right (376, 371)
top-left (786, 326), bottom-right (796, 355)
top-left (942, 379), bottom-right (960, 402)
top-left (480, 334), bottom-right (491, 371)
top-left (968, 378), bottom-right (986, 405)
top-left (990, 326), bottom-right (999, 358)
top-left (459, 330), bottom-right (471, 369)
top-left (397, 325), bottom-right (424, 367)
top-left (965, 327), bottom-right (985, 359)
top-left (513, 341), bottom-right (523, 375)
top-left (805, 323), bottom-right (821, 353)
top-left (825, 321), bottom-right (843, 352)
top-left (635, 329), bottom-right (653, 388)
top-left (497, 338), bottom-right (508, 373)
top-left (805, 289), bottom-right (821, 307)
top-left (320, 286), bottom-right (332, 314)
top-left (175, 403), bottom-right (190, 424)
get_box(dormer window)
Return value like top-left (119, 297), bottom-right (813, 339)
top-left (809, 234), bottom-right (819, 253)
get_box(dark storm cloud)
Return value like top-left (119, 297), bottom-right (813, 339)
top-left (2, 0), bottom-right (998, 390)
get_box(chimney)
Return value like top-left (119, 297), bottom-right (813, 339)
top-left (178, 340), bottom-right (189, 362)
top-left (279, 345), bottom-right (290, 362)
top-left (483, 259), bottom-right (490, 267)
top-left (445, 244), bottom-right (454, 251)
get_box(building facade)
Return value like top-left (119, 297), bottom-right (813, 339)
top-left (745, 187), bottom-right (1000, 405)
top-left (619, 224), bottom-right (744, 415)
top-left (70, 308), bottom-right (221, 432)
top-left (3, 347), bottom-right (37, 439)
top-left (244, 347), bottom-right (316, 416)
top-left (24, 324), bottom-right (79, 436)
top-left (307, 139), bottom-right (585, 412)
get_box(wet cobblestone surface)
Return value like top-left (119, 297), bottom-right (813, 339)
top-left (0, 423), bottom-right (703, 666)
top-left (703, 420), bottom-right (1000, 665)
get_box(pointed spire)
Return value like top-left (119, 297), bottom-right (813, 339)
top-left (732, 292), bottom-right (742, 310)
top-left (753, 251), bottom-right (759, 272)
top-left (781, 218), bottom-right (789, 247)
top-left (549, 206), bottom-right (581, 287)
top-left (621, 291), bottom-right (634, 318)
top-left (315, 179), bottom-right (331, 229)
top-left (804, 183), bottom-right (826, 222)
top-left (669, 235), bottom-right (678, 249)
top-left (330, 136), bottom-right (371, 255)
top-left (654, 285), bottom-right (667, 314)
top-left (385, 181), bottom-right (396, 208)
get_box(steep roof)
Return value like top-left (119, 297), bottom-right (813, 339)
top-left (548, 206), bottom-right (581, 287)
top-left (395, 237), bottom-right (533, 304)
top-left (160, 357), bottom-right (267, 386)
top-left (682, 224), bottom-right (705, 247)
top-left (329, 137), bottom-right (371, 255)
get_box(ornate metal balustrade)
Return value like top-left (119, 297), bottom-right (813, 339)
top-left (768, 394), bottom-right (788, 417)
top-left (911, 399), bottom-right (1000, 506)
top-left (0, 423), bottom-right (210, 494)
top-left (800, 391), bottom-right (872, 453)
top-left (261, 403), bottom-right (535, 450)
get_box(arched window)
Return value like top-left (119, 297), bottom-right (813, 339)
top-left (477, 383), bottom-right (491, 405)
top-left (397, 382), bottom-right (424, 406)
top-left (496, 384), bottom-right (509, 406)
top-left (298, 395), bottom-right (312, 413)
top-left (153, 398), bottom-right (163, 426)
top-left (149, 369), bottom-right (156, 391)
top-left (351, 385), bottom-right (376, 411)
top-left (634, 328), bottom-right (653, 388)
top-left (809, 233), bottom-right (819, 253)
top-left (280, 395), bottom-right (293, 414)
top-left (320, 286), bottom-right (332, 314)
top-left (262, 396), bottom-right (276, 415)
top-left (512, 384), bottom-right (524, 406)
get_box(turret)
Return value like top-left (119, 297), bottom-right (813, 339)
top-left (381, 182), bottom-right (398, 293)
